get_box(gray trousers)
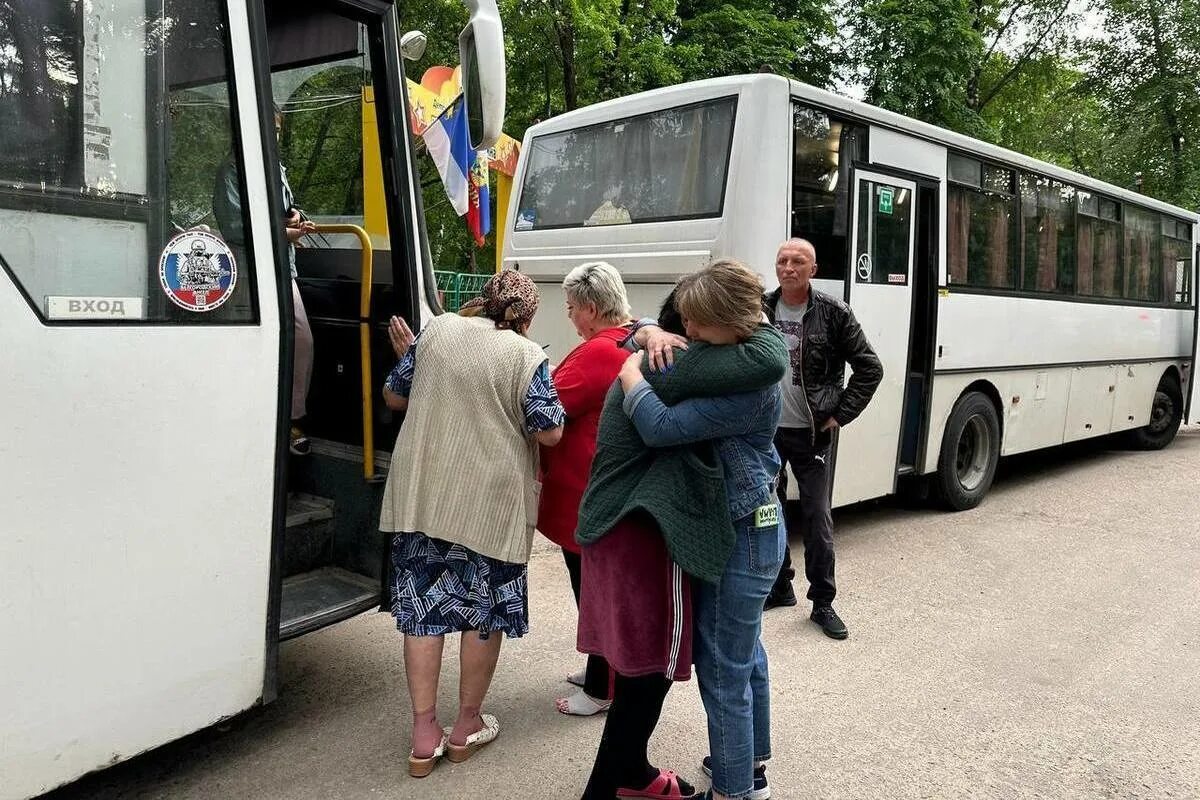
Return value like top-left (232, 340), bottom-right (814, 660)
top-left (292, 279), bottom-right (313, 421)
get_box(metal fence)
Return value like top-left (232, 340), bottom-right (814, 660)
top-left (433, 271), bottom-right (493, 312)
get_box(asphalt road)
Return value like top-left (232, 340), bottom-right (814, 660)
top-left (44, 429), bottom-right (1200, 800)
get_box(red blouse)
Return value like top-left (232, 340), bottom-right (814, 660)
top-left (537, 326), bottom-right (630, 552)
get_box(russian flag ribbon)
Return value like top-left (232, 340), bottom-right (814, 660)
top-left (421, 97), bottom-right (471, 216)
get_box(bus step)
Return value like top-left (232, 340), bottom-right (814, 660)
top-left (284, 494), bottom-right (335, 577)
top-left (286, 493), bottom-right (335, 527)
top-left (280, 567), bottom-right (379, 640)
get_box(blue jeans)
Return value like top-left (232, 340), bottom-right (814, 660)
top-left (693, 502), bottom-right (785, 799)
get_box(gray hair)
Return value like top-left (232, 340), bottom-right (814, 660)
top-left (562, 261), bottom-right (631, 323)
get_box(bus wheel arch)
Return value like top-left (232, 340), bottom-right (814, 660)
top-left (1125, 368), bottom-right (1183, 451)
top-left (934, 383), bottom-right (1003, 511)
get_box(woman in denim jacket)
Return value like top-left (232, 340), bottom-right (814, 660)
top-left (621, 260), bottom-right (785, 800)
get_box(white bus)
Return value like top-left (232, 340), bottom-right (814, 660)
top-left (0, 1), bottom-right (504, 796)
top-left (505, 74), bottom-right (1199, 510)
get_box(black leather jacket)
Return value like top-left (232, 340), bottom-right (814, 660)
top-left (763, 287), bottom-right (883, 429)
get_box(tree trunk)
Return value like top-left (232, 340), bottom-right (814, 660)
top-left (1145, 3), bottom-right (1185, 196)
top-left (602, 0), bottom-right (634, 93)
top-left (296, 110), bottom-right (335, 197)
top-left (556, 18), bottom-right (578, 111)
top-left (965, 0), bottom-right (987, 109)
top-left (8, 7), bottom-right (53, 133)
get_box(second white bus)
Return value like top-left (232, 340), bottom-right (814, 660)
top-left (503, 74), bottom-right (1199, 510)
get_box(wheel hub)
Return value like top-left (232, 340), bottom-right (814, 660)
top-left (1148, 390), bottom-right (1175, 434)
top-left (955, 415), bottom-right (991, 492)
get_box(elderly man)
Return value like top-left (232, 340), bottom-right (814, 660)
top-left (761, 238), bottom-right (881, 639)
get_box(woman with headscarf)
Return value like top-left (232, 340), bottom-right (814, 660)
top-left (379, 270), bottom-right (565, 779)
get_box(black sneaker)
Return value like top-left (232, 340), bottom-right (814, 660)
top-left (810, 605), bottom-right (848, 639)
top-left (763, 583), bottom-right (797, 610)
top-left (701, 757), bottom-right (770, 800)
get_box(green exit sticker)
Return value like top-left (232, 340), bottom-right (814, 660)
top-left (878, 186), bottom-right (894, 215)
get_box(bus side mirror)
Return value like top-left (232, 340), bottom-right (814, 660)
top-left (458, 0), bottom-right (506, 151)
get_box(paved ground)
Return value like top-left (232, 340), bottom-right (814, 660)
top-left (45, 429), bottom-right (1200, 800)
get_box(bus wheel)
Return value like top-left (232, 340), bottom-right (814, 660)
top-left (936, 391), bottom-right (1000, 511)
top-left (1126, 373), bottom-right (1183, 451)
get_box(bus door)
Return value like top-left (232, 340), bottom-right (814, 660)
top-left (832, 171), bottom-right (918, 506)
top-left (249, 3), bottom-right (426, 646)
top-left (256, 0), bottom-right (505, 645)
top-left (1191, 242), bottom-right (1200, 424)
top-left (0, 0), bottom-right (285, 795)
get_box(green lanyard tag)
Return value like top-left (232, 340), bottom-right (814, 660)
top-left (754, 504), bottom-right (779, 528)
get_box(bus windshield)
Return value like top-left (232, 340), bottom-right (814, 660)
top-left (515, 96), bottom-right (736, 231)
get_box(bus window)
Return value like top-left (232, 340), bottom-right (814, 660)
top-left (1076, 191), bottom-right (1124, 298)
top-left (790, 103), bottom-right (867, 283)
top-left (275, 61), bottom-right (369, 224)
top-left (947, 157), bottom-right (1019, 290)
top-left (855, 180), bottom-right (912, 284)
top-left (0, 3), bottom-right (81, 187)
top-left (0, 0), bottom-right (259, 323)
top-left (1019, 173), bottom-right (1077, 295)
top-left (1123, 205), bottom-right (1163, 303)
top-left (515, 97), bottom-right (736, 230)
top-left (1162, 216), bottom-right (1192, 305)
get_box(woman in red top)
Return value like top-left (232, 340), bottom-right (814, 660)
top-left (539, 262), bottom-right (660, 715)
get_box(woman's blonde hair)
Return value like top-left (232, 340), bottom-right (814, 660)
top-left (673, 258), bottom-right (764, 340)
top-left (562, 261), bottom-right (631, 323)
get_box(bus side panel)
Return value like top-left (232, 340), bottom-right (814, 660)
top-left (0, 299), bottom-right (279, 800)
top-left (921, 294), bottom-right (1192, 475)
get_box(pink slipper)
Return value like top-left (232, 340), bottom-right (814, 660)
top-left (616, 769), bottom-right (699, 798)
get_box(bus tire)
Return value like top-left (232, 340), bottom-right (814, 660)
top-left (935, 391), bottom-right (1001, 511)
top-left (1125, 373), bottom-right (1183, 451)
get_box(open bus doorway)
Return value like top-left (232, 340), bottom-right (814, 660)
top-left (165, 1), bottom-right (429, 641)
top-left (260, 4), bottom-right (423, 639)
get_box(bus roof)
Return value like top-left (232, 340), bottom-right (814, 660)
top-left (524, 74), bottom-right (1199, 223)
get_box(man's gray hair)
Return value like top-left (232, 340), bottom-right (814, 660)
top-left (562, 261), bottom-right (631, 323)
top-left (779, 237), bottom-right (817, 259)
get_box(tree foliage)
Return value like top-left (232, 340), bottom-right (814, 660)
top-left (846, 0), bottom-right (988, 134)
top-left (391, 0), bottom-right (1198, 270)
top-left (672, 0), bottom-right (837, 85)
top-left (1082, 0), bottom-right (1200, 205)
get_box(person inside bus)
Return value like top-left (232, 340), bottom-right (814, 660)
top-left (213, 104), bottom-right (315, 456)
top-left (537, 261), bottom-right (653, 717)
top-left (574, 260), bottom-right (786, 800)
top-left (377, 270), bottom-right (565, 779)
top-left (761, 238), bottom-right (882, 637)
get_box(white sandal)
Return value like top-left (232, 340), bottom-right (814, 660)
top-left (556, 689), bottom-right (612, 717)
top-left (566, 668), bottom-right (586, 687)
top-left (408, 733), bottom-right (448, 778)
top-left (444, 714), bottom-right (500, 763)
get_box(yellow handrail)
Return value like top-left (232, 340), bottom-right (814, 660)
top-left (311, 224), bottom-right (376, 480)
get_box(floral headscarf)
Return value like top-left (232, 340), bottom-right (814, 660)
top-left (459, 270), bottom-right (540, 331)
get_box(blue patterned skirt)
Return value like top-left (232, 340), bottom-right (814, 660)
top-left (390, 532), bottom-right (529, 639)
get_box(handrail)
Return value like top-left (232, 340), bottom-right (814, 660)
top-left (311, 224), bottom-right (376, 480)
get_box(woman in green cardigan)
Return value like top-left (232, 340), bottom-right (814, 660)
top-left (575, 260), bottom-right (788, 800)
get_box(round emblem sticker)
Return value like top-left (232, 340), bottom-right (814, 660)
top-left (158, 230), bottom-right (237, 312)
